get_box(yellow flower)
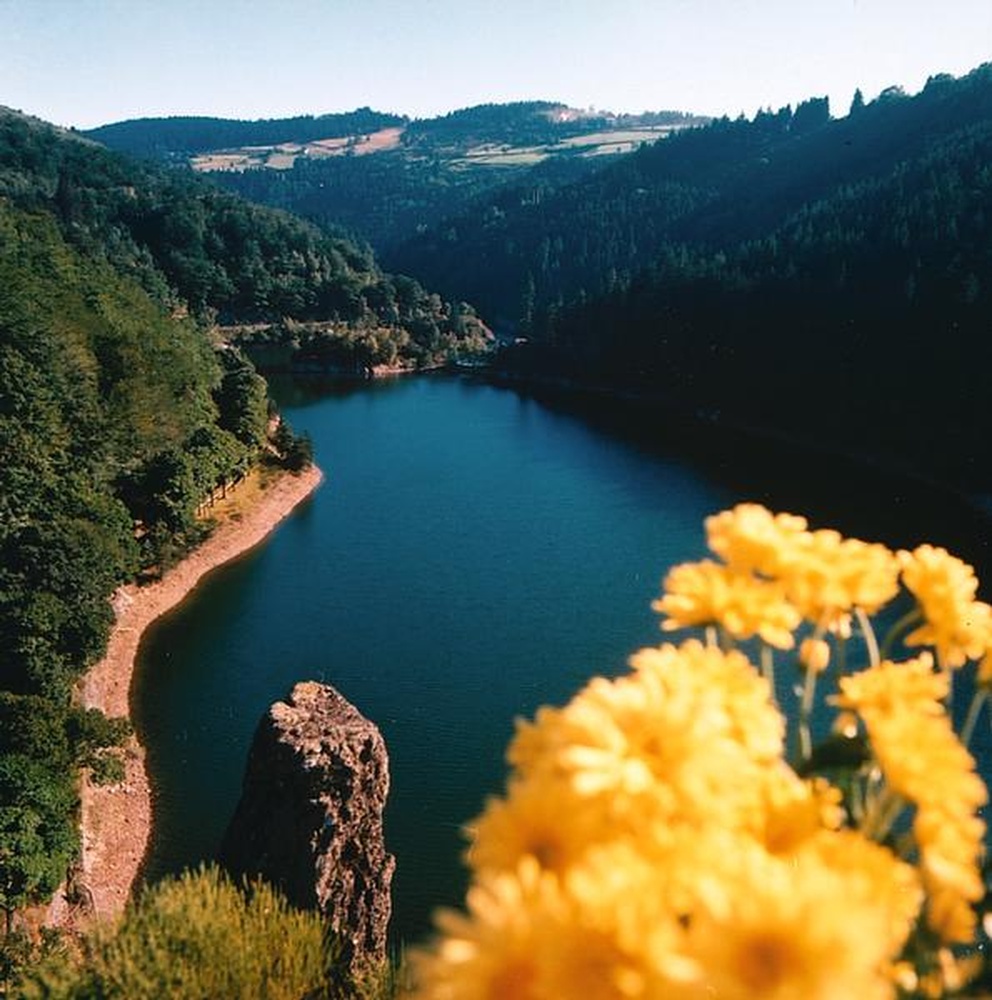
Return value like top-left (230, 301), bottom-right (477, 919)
top-left (915, 806), bottom-right (987, 943)
top-left (759, 775), bottom-right (845, 855)
top-left (704, 504), bottom-right (900, 623)
top-left (705, 503), bottom-right (808, 577)
top-left (411, 854), bottom-right (699, 1000)
top-left (833, 653), bottom-right (947, 717)
top-left (835, 656), bottom-right (987, 944)
top-left (417, 512), bottom-right (991, 997)
top-left (409, 858), bottom-right (557, 1000)
top-left (806, 829), bottom-right (924, 948)
top-left (799, 637), bottom-right (831, 674)
top-left (780, 531), bottom-right (900, 632)
top-left (899, 544), bottom-right (992, 668)
top-left (654, 560), bottom-right (800, 649)
top-left (467, 773), bottom-right (603, 876)
top-left (684, 835), bottom-right (919, 1000)
top-left (507, 643), bottom-right (782, 838)
top-left (629, 642), bottom-right (785, 765)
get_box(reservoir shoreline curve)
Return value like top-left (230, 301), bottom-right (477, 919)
top-left (48, 463), bottom-right (323, 927)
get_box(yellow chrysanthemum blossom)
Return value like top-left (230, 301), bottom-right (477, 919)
top-left (835, 656), bottom-right (987, 943)
top-left (705, 503), bottom-right (809, 577)
top-left (416, 510), bottom-right (989, 999)
top-left (654, 560), bottom-right (800, 648)
top-left (410, 855), bottom-right (700, 1000)
top-left (799, 636), bottom-right (831, 674)
top-left (409, 859), bottom-right (557, 1000)
top-left (779, 530), bottom-right (900, 633)
top-left (833, 653), bottom-right (948, 716)
top-left (507, 642), bottom-right (788, 839)
top-left (758, 774), bottom-right (845, 855)
top-left (628, 642), bottom-right (785, 764)
top-left (466, 773), bottom-right (601, 876)
top-left (899, 545), bottom-right (992, 668)
top-left (704, 503), bottom-right (900, 626)
top-left (684, 835), bottom-right (919, 1000)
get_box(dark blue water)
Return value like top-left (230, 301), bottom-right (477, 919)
top-left (133, 374), bottom-right (991, 945)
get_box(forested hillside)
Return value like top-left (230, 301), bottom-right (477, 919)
top-left (87, 102), bottom-right (705, 255)
top-left (0, 106), bottom-right (484, 932)
top-left (0, 193), bottom-right (272, 929)
top-left (387, 68), bottom-right (992, 495)
top-left (1, 109), bottom-right (490, 369)
top-left (84, 108), bottom-right (406, 160)
top-left (387, 75), bottom-right (992, 326)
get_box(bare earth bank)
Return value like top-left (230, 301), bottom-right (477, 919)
top-left (46, 463), bottom-right (323, 929)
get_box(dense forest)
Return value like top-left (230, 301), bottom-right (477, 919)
top-left (1, 110), bottom-right (491, 368)
top-left (0, 105), bottom-right (488, 944)
top-left (381, 68), bottom-right (992, 495)
top-left (83, 108), bottom-right (407, 161)
top-left (88, 102), bottom-right (705, 255)
top-left (0, 194), bottom-right (269, 936)
top-left (97, 77), bottom-right (992, 497)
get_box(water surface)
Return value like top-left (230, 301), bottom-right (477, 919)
top-left (134, 374), bottom-right (990, 944)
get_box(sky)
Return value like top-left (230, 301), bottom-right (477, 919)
top-left (2, 0), bottom-right (991, 129)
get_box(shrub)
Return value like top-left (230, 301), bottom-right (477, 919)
top-left (20, 867), bottom-right (330, 999)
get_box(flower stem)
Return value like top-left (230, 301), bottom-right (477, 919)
top-left (760, 644), bottom-right (777, 708)
top-left (960, 688), bottom-right (988, 748)
top-left (861, 785), bottom-right (906, 844)
top-left (836, 635), bottom-right (848, 675)
top-left (798, 665), bottom-right (818, 764)
top-left (879, 608), bottom-right (922, 659)
top-left (797, 624), bottom-right (827, 765)
top-left (855, 607), bottom-right (880, 669)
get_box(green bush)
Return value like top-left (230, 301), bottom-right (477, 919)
top-left (19, 867), bottom-right (330, 999)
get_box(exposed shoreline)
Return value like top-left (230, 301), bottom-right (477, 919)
top-left (47, 463), bottom-right (323, 928)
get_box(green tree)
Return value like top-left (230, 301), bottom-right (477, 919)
top-left (214, 347), bottom-right (269, 450)
top-left (0, 757), bottom-right (77, 931)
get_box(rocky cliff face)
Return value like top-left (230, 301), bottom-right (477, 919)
top-left (219, 681), bottom-right (394, 969)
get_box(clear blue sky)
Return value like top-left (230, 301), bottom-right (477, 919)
top-left (3, 0), bottom-right (991, 128)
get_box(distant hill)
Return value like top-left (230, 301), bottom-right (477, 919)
top-left (84, 101), bottom-right (708, 253)
top-left (461, 67), bottom-right (992, 496)
top-left (3, 107), bottom-right (490, 368)
top-left (83, 108), bottom-right (407, 161)
top-left (78, 77), bottom-right (992, 497)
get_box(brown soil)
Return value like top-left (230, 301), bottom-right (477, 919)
top-left (45, 464), bottom-right (323, 929)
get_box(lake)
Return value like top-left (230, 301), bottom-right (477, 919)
top-left (133, 374), bottom-right (990, 945)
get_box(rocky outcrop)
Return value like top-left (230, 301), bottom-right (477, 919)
top-left (219, 682), bottom-right (394, 969)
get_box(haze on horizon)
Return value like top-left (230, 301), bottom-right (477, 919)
top-left (3, 0), bottom-right (991, 129)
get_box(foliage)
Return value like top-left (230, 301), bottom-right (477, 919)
top-left (0, 106), bottom-right (491, 367)
top-left (385, 65), bottom-right (992, 491)
top-left (272, 418), bottom-right (314, 473)
top-left (0, 114), bottom-right (307, 919)
top-left (17, 867), bottom-right (402, 999)
top-left (0, 756), bottom-right (79, 925)
top-left (18, 867), bottom-right (331, 998)
top-left (0, 928), bottom-right (67, 995)
top-left (83, 108), bottom-right (407, 160)
top-left (214, 346), bottom-right (269, 449)
top-left (0, 200), bottom-right (250, 697)
top-left (88, 102), bottom-right (704, 258)
top-left (411, 505), bottom-right (992, 999)
top-left (66, 707), bottom-right (131, 785)
top-left (228, 295), bottom-right (493, 375)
